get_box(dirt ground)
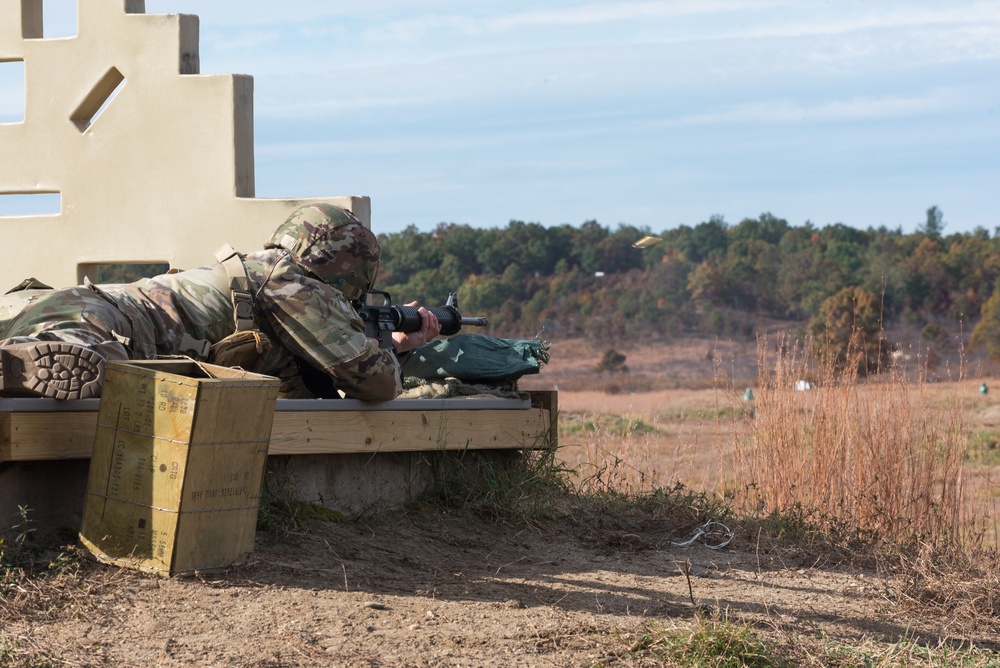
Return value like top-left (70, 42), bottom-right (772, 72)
top-left (5, 335), bottom-right (1000, 666)
top-left (2, 511), bottom-right (941, 667)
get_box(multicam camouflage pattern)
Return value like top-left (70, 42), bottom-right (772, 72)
top-left (265, 203), bottom-right (380, 301)
top-left (107, 265), bottom-right (235, 359)
top-left (242, 251), bottom-right (400, 401)
top-left (0, 288), bottom-right (134, 361)
top-left (0, 246), bottom-right (401, 402)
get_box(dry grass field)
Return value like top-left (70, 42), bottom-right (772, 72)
top-left (524, 335), bottom-right (1000, 546)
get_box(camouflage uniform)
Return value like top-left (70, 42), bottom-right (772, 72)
top-left (0, 204), bottom-right (401, 401)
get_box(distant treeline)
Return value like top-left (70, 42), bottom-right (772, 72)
top-left (376, 207), bottom-right (1000, 354)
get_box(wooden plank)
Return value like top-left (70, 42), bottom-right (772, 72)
top-left (530, 390), bottom-right (559, 449)
top-left (267, 407), bottom-right (551, 456)
top-left (0, 412), bottom-right (10, 462)
top-left (1, 404), bottom-right (554, 462)
top-left (5, 413), bottom-right (97, 460)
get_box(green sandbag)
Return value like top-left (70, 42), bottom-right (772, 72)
top-left (401, 334), bottom-right (549, 382)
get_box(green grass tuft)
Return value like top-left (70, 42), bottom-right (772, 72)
top-left (608, 612), bottom-right (787, 668)
top-left (561, 413), bottom-right (660, 437)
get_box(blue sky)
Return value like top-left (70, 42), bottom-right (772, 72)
top-left (6, 1), bottom-right (1000, 236)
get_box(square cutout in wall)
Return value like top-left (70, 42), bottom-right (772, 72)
top-left (0, 192), bottom-right (61, 217)
top-left (77, 262), bottom-right (170, 284)
top-left (0, 60), bottom-right (25, 123)
top-left (41, 0), bottom-right (79, 39)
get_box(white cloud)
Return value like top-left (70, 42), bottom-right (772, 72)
top-left (674, 89), bottom-right (970, 127)
top-left (141, 1), bottom-right (1000, 234)
top-left (354, 0), bottom-right (779, 41)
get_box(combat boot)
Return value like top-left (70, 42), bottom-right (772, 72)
top-left (0, 342), bottom-right (106, 400)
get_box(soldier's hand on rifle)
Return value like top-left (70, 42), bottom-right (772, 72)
top-left (391, 302), bottom-right (441, 354)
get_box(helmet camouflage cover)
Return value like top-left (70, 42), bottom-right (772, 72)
top-left (266, 204), bottom-right (380, 301)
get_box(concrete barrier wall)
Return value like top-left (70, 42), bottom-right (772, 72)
top-left (0, 0), bottom-right (368, 289)
top-left (1, 450), bottom-right (525, 543)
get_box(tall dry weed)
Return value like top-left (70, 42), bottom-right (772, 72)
top-left (566, 406), bottom-right (728, 498)
top-left (574, 416), bottom-right (673, 497)
top-left (730, 335), bottom-right (983, 550)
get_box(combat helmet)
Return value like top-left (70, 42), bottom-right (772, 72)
top-left (266, 204), bottom-right (380, 300)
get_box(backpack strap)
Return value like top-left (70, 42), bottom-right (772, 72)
top-left (175, 245), bottom-right (263, 363)
top-left (214, 244), bottom-right (256, 332)
top-left (206, 244), bottom-right (273, 371)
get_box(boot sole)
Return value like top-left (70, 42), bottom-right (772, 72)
top-left (0, 342), bottom-right (106, 400)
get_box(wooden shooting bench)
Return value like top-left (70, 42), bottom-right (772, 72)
top-left (0, 1), bottom-right (557, 528)
top-left (0, 393), bottom-right (558, 463)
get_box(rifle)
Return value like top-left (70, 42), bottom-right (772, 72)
top-left (354, 289), bottom-right (488, 350)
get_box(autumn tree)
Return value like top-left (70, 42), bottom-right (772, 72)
top-left (671, 216), bottom-right (729, 263)
top-left (901, 238), bottom-right (950, 320)
top-left (808, 286), bottom-right (889, 372)
top-left (375, 212), bottom-right (997, 345)
top-left (970, 291), bottom-right (1000, 361)
top-left (920, 205), bottom-right (945, 239)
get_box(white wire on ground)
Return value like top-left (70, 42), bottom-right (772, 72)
top-left (670, 520), bottom-right (735, 550)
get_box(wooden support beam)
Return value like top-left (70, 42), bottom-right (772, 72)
top-left (0, 391), bottom-right (557, 463)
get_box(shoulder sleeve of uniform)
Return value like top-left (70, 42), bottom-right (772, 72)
top-left (257, 263), bottom-right (401, 401)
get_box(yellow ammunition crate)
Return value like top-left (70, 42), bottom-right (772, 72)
top-left (79, 359), bottom-right (279, 576)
